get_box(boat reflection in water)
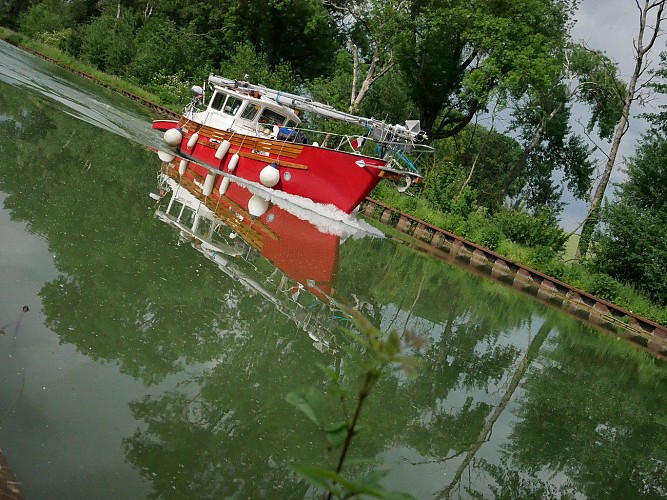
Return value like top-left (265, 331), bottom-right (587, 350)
top-left (151, 151), bottom-right (383, 352)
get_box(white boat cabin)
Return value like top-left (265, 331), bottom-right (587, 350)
top-left (190, 85), bottom-right (302, 138)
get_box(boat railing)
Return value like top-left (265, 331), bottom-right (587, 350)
top-left (269, 124), bottom-right (434, 165)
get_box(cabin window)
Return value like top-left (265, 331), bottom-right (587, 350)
top-left (167, 200), bottom-right (184, 219)
top-left (196, 217), bottom-right (213, 238)
top-left (210, 92), bottom-right (225, 111)
top-left (179, 206), bottom-right (196, 227)
top-left (223, 96), bottom-right (242, 116)
top-left (258, 108), bottom-right (286, 126)
top-left (240, 103), bottom-right (260, 121)
top-left (209, 93), bottom-right (242, 116)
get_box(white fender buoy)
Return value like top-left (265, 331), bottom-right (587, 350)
top-left (312, 141), bottom-right (319, 147)
top-left (259, 163), bottom-right (280, 187)
top-left (178, 159), bottom-right (188, 176)
top-left (219, 177), bottom-right (231, 195)
top-left (187, 132), bottom-right (199, 149)
top-left (157, 150), bottom-right (175, 162)
top-left (163, 128), bottom-right (182, 147)
top-left (214, 139), bottom-right (231, 160)
top-left (248, 195), bottom-right (269, 217)
top-left (203, 172), bottom-right (216, 196)
top-left (227, 152), bottom-right (239, 172)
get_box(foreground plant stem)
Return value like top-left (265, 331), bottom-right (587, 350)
top-left (327, 372), bottom-right (377, 500)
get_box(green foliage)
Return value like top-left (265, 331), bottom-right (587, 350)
top-left (392, 0), bottom-right (571, 139)
top-left (79, 13), bottom-right (137, 75)
top-left (592, 132), bottom-right (667, 306)
top-left (0, 0), bottom-right (31, 29)
top-left (495, 209), bottom-right (567, 253)
top-left (218, 41), bottom-right (299, 92)
top-left (568, 44), bottom-right (625, 140)
top-left (128, 18), bottom-right (208, 85)
top-left (144, 71), bottom-right (196, 109)
top-left (421, 126), bottom-right (523, 214)
top-left (0, 25), bottom-right (27, 45)
top-left (225, 0), bottom-right (339, 80)
top-left (587, 273), bottom-right (623, 303)
top-left (308, 50), bottom-right (354, 110)
top-left (39, 28), bottom-right (72, 49)
top-left (18, 0), bottom-right (70, 39)
top-left (286, 311), bottom-right (420, 499)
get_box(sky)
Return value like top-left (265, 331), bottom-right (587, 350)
top-left (561, 0), bottom-right (665, 231)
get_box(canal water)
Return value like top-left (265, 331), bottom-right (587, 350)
top-left (0, 40), bottom-right (666, 499)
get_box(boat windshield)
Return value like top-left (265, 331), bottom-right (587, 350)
top-left (240, 103), bottom-right (260, 121)
top-left (258, 107), bottom-right (287, 126)
top-left (210, 92), bottom-right (243, 116)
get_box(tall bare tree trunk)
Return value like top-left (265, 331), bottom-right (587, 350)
top-left (114, 1), bottom-right (121, 31)
top-left (577, 0), bottom-right (666, 258)
top-left (348, 37), bottom-right (393, 114)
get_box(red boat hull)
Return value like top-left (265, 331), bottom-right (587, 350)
top-left (153, 119), bottom-right (386, 213)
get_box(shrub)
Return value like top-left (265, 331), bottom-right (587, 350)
top-left (495, 209), bottom-right (566, 252)
top-left (144, 71), bottom-right (192, 108)
top-left (587, 273), bottom-right (623, 303)
top-left (19, 0), bottom-right (69, 38)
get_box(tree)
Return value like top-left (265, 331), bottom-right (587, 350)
top-left (0, 0), bottom-right (35, 28)
top-left (18, 0), bottom-right (72, 38)
top-left (128, 17), bottom-right (208, 83)
top-left (592, 131), bottom-right (667, 306)
top-left (506, 44), bottom-right (625, 213)
top-left (392, 0), bottom-right (575, 140)
top-left (78, 12), bottom-right (137, 75)
top-left (322, 1), bottom-right (576, 139)
top-left (206, 0), bottom-right (340, 82)
top-left (577, 0), bottom-right (667, 258)
top-left (325, 0), bottom-right (399, 113)
top-left (423, 124), bottom-right (523, 214)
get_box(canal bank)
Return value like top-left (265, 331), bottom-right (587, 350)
top-left (359, 198), bottom-right (667, 359)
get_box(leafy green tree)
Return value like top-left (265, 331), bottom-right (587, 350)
top-left (18, 0), bottom-right (71, 38)
top-left (503, 43), bottom-right (625, 214)
top-left (325, 0), bottom-right (402, 113)
top-left (390, 0), bottom-right (574, 140)
top-left (228, 0), bottom-right (339, 80)
top-left (592, 131), bottom-right (667, 306)
top-left (217, 41), bottom-right (299, 92)
top-left (422, 125), bottom-right (522, 214)
top-left (128, 17), bottom-right (207, 83)
top-left (78, 12), bottom-right (137, 74)
top-left (0, 0), bottom-right (36, 28)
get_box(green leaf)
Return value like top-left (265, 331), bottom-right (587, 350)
top-left (339, 326), bottom-right (369, 348)
top-left (325, 421), bottom-right (348, 448)
top-left (292, 465), bottom-right (356, 490)
top-left (291, 464), bottom-right (336, 490)
top-left (285, 387), bottom-right (324, 427)
top-left (345, 469), bottom-right (416, 499)
top-left (315, 362), bottom-right (340, 382)
top-left (386, 331), bottom-right (401, 356)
